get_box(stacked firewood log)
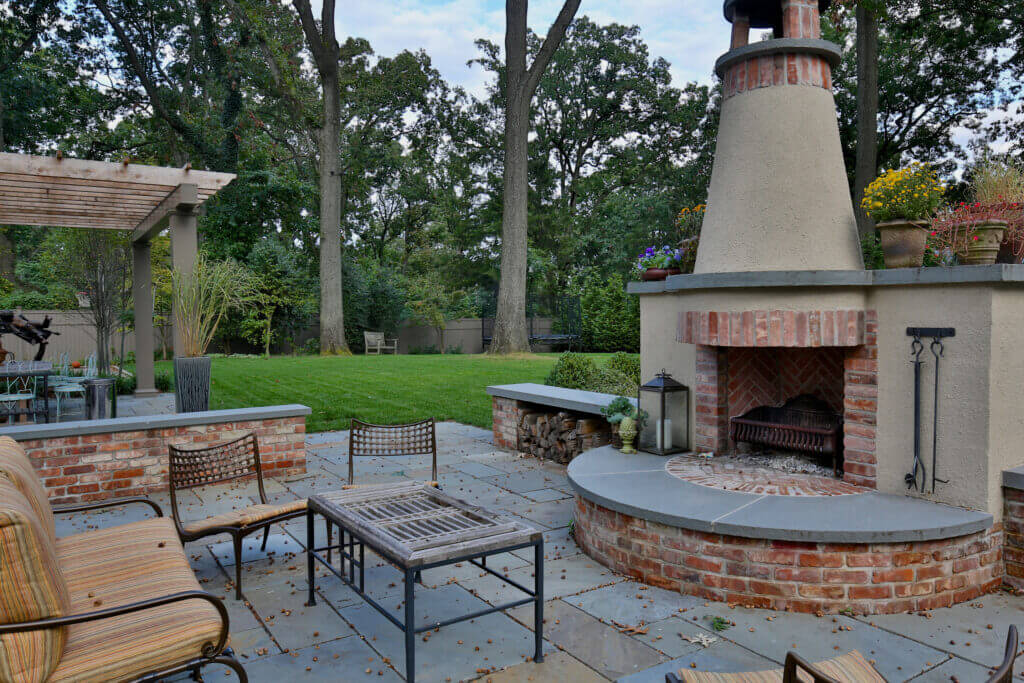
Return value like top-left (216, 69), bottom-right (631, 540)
top-left (517, 410), bottom-right (612, 464)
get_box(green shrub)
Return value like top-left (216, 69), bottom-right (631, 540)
top-left (155, 371), bottom-right (173, 392)
top-left (605, 352), bottom-right (640, 384)
top-left (104, 373), bottom-right (136, 396)
top-left (589, 366), bottom-right (638, 396)
top-left (580, 273), bottom-right (639, 352)
top-left (544, 352), bottom-right (598, 390)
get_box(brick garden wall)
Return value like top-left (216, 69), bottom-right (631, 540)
top-left (575, 496), bottom-right (1002, 615)
top-left (18, 416), bottom-right (307, 504)
top-left (1003, 487), bottom-right (1024, 590)
top-left (492, 396), bottom-right (519, 450)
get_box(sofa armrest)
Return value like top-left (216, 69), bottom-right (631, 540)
top-left (0, 590), bottom-right (230, 656)
top-left (52, 496), bottom-right (164, 518)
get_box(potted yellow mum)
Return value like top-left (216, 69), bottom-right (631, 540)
top-left (862, 163), bottom-right (945, 268)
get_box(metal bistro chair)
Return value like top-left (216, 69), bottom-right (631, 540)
top-left (348, 418), bottom-right (438, 486)
top-left (0, 362), bottom-right (38, 424)
top-left (168, 433), bottom-right (307, 599)
top-left (52, 352), bottom-right (86, 421)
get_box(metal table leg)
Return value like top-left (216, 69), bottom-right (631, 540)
top-left (306, 508), bottom-right (316, 607)
top-left (405, 567), bottom-right (416, 682)
top-left (534, 540), bottom-right (544, 663)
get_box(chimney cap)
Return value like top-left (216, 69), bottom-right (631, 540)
top-left (723, 0), bottom-right (831, 29)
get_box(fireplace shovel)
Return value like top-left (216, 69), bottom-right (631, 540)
top-left (929, 338), bottom-right (950, 493)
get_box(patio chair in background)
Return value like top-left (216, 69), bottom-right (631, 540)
top-left (0, 362), bottom-right (38, 424)
top-left (52, 352), bottom-right (86, 421)
top-left (363, 330), bottom-right (398, 355)
top-left (665, 625), bottom-right (1018, 682)
top-left (347, 418), bottom-right (437, 486)
top-left (168, 432), bottom-right (307, 600)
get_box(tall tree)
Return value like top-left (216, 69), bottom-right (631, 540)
top-left (291, 0), bottom-right (349, 354)
top-left (853, 2), bottom-right (879, 239)
top-left (490, 0), bottom-right (580, 354)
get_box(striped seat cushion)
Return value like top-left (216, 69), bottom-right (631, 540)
top-left (679, 650), bottom-right (884, 683)
top-left (50, 517), bottom-right (224, 682)
top-left (0, 479), bottom-right (69, 683)
top-left (0, 436), bottom-right (56, 544)
top-left (182, 498), bottom-right (307, 535)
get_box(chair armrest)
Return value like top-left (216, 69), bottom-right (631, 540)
top-left (52, 496), bottom-right (164, 518)
top-left (783, 652), bottom-right (840, 683)
top-left (0, 590), bottom-right (230, 656)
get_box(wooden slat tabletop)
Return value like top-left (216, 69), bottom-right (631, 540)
top-left (310, 483), bottom-right (542, 567)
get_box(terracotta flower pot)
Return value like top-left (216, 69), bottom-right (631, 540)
top-left (876, 219), bottom-right (928, 268)
top-left (640, 267), bottom-right (681, 281)
top-left (963, 220), bottom-right (1008, 265)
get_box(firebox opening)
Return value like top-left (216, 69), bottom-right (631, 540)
top-left (725, 347), bottom-right (845, 477)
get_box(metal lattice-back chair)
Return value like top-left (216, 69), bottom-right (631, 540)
top-left (348, 418), bottom-right (437, 486)
top-left (168, 432), bottom-right (307, 599)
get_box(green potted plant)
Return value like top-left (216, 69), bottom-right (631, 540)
top-left (635, 246), bottom-right (684, 281)
top-left (861, 163), bottom-right (945, 268)
top-left (601, 396), bottom-right (648, 454)
top-left (171, 255), bottom-right (252, 413)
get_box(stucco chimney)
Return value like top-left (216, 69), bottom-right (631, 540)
top-left (694, 0), bottom-right (863, 273)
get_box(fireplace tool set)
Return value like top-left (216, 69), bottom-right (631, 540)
top-left (905, 327), bottom-right (954, 494)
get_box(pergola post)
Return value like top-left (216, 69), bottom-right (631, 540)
top-left (169, 208), bottom-right (198, 358)
top-left (131, 240), bottom-right (157, 396)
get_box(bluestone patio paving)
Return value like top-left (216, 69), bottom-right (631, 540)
top-left (61, 421), bottom-right (1024, 682)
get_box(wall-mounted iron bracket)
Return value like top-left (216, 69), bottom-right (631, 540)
top-left (906, 327), bottom-right (955, 339)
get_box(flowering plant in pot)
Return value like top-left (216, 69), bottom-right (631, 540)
top-left (635, 245), bottom-right (684, 281)
top-left (862, 163), bottom-right (945, 268)
top-left (929, 159), bottom-right (1024, 265)
top-left (675, 204), bottom-right (704, 274)
top-left (171, 255), bottom-right (252, 413)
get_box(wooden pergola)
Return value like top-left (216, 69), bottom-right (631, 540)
top-left (0, 152), bottom-right (235, 396)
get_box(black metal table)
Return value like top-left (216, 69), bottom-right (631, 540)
top-left (306, 482), bottom-right (544, 682)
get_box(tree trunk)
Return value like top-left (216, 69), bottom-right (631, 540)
top-left (492, 94), bottom-right (531, 353)
top-left (319, 69), bottom-right (348, 354)
top-left (854, 4), bottom-right (879, 240)
top-left (491, 0), bottom-right (580, 354)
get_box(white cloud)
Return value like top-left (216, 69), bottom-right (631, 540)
top-left (313, 0), bottom-right (729, 97)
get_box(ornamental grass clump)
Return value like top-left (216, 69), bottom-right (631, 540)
top-left (172, 255), bottom-right (253, 357)
top-left (861, 163), bottom-right (945, 223)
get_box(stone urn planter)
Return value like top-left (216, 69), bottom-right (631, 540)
top-left (876, 219), bottom-right (929, 268)
top-left (963, 220), bottom-right (1008, 265)
top-left (640, 267), bottom-right (681, 281)
top-left (174, 355), bottom-right (211, 413)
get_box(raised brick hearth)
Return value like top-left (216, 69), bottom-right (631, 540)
top-left (575, 496), bottom-right (1003, 615)
top-left (691, 309), bottom-right (879, 489)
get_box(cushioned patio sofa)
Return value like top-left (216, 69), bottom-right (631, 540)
top-left (0, 437), bottom-right (246, 682)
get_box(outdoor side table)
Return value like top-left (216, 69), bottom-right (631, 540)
top-left (306, 482), bottom-right (544, 682)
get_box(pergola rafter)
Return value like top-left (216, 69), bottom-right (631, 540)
top-left (0, 153), bottom-right (236, 398)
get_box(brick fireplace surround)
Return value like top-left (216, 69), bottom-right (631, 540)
top-left (682, 309), bottom-right (879, 488)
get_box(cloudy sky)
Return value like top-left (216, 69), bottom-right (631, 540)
top-left (331, 0), bottom-right (731, 96)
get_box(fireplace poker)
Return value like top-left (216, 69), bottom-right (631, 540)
top-left (930, 337), bottom-right (949, 493)
top-left (905, 336), bottom-right (927, 493)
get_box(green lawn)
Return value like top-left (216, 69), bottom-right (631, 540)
top-left (154, 353), bottom-right (612, 433)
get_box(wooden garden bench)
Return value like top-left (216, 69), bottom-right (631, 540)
top-left (363, 331), bottom-right (398, 355)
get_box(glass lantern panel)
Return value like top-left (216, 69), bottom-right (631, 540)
top-left (665, 391), bottom-right (688, 452)
top-left (637, 390), bottom-right (664, 451)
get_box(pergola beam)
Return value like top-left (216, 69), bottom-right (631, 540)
top-left (132, 183), bottom-right (199, 243)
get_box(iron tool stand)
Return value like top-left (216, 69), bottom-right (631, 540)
top-left (905, 327), bottom-right (955, 494)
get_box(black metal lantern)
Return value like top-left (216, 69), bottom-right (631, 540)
top-left (638, 370), bottom-right (689, 456)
